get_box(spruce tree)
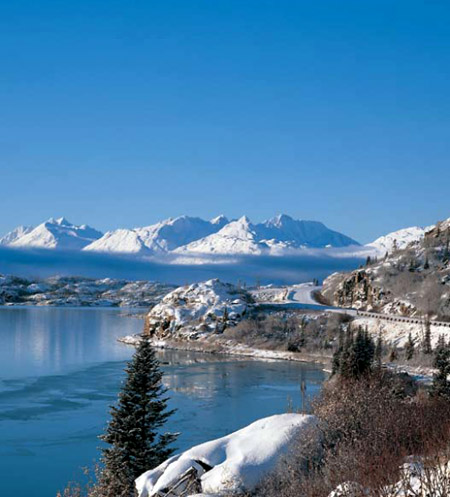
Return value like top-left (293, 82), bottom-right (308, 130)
top-left (332, 327), bottom-right (345, 375)
top-left (375, 333), bottom-right (383, 367)
top-left (422, 318), bottom-right (432, 355)
top-left (335, 327), bottom-right (375, 380)
top-left (432, 336), bottom-right (450, 399)
top-left (405, 333), bottom-right (415, 361)
top-left (96, 338), bottom-right (177, 497)
top-left (389, 347), bottom-right (399, 362)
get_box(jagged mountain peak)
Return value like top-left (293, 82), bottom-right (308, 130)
top-left (210, 215), bottom-right (229, 226)
top-left (1, 213), bottom-right (360, 255)
top-left (47, 216), bottom-right (71, 226)
top-left (5, 218), bottom-right (103, 250)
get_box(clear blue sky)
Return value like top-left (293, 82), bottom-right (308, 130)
top-left (1, 1), bottom-right (449, 243)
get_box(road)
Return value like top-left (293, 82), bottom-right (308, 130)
top-left (254, 283), bottom-right (450, 328)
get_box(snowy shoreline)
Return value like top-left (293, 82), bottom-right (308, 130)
top-left (119, 333), bottom-right (333, 367)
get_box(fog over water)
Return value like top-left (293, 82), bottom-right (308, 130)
top-left (0, 246), bottom-right (364, 285)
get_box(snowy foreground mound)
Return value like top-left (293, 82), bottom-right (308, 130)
top-left (136, 414), bottom-right (316, 497)
top-left (145, 279), bottom-right (253, 339)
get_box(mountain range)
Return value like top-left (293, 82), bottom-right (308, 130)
top-left (0, 214), bottom-right (437, 257)
top-left (0, 214), bottom-right (360, 255)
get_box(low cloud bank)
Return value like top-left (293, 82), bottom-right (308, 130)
top-left (0, 247), bottom-right (364, 285)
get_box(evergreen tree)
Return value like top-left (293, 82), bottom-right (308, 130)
top-left (432, 335), bottom-right (450, 399)
top-left (96, 338), bottom-right (177, 497)
top-left (222, 306), bottom-right (229, 326)
top-left (334, 327), bottom-right (375, 380)
top-left (443, 234), bottom-right (450, 264)
top-left (405, 333), bottom-right (415, 360)
top-left (389, 347), bottom-right (399, 362)
top-left (422, 318), bottom-right (432, 355)
top-left (374, 333), bottom-right (383, 367)
top-left (332, 327), bottom-right (345, 375)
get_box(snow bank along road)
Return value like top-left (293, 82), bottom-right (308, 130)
top-left (256, 283), bottom-right (450, 328)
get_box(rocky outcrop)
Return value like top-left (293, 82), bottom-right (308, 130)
top-left (324, 269), bottom-right (388, 311)
top-left (144, 279), bottom-right (253, 340)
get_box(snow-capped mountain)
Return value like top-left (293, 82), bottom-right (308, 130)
top-left (258, 214), bottom-right (359, 248)
top-left (366, 226), bottom-right (430, 255)
top-left (0, 214), bottom-right (359, 256)
top-left (84, 215), bottom-right (229, 254)
top-left (175, 214), bottom-right (359, 255)
top-left (176, 216), bottom-right (266, 255)
top-left (6, 217), bottom-right (103, 250)
top-left (0, 225), bottom-right (34, 245)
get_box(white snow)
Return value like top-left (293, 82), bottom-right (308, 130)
top-left (83, 228), bottom-right (152, 254)
top-left (136, 414), bottom-right (316, 497)
top-left (0, 225), bottom-right (34, 245)
top-left (329, 459), bottom-right (450, 497)
top-left (353, 316), bottom-right (450, 348)
top-left (8, 217), bottom-right (103, 250)
top-left (176, 216), bottom-right (266, 255)
top-left (146, 279), bottom-right (251, 339)
top-left (367, 226), bottom-right (429, 256)
top-left (176, 214), bottom-right (359, 256)
top-left (84, 216), bottom-right (228, 254)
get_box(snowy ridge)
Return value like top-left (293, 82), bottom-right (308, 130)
top-left (0, 225), bottom-right (34, 245)
top-left (366, 226), bottom-right (429, 255)
top-left (136, 414), bottom-right (316, 497)
top-left (84, 215), bottom-right (229, 254)
top-left (1, 213), bottom-right (359, 256)
top-left (175, 214), bottom-right (360, 255)
top-left (7, 217), bottom-right (103, 250)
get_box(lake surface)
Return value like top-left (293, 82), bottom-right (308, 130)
top-left (0, 307), bottom-right (326, 497)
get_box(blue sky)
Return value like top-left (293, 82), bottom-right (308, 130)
top-left (1, 1), bottom-right (449, 243)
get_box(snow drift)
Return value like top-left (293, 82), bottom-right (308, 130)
top-left (136, 413), bottom-right (316, 497)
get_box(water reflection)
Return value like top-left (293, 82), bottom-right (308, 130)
top-left (0, 308), bottom-right (326, 497)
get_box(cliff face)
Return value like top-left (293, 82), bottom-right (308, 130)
top-left (322, 217), bottom-right (450, 320)
top-left (324, 269), bottom-right (388, 311)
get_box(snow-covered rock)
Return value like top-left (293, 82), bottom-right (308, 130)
top-left (0, 274), bottom-right (174, 307)
top-left (84, 216), bottom-right (229, 254)
top-left (145, 279), bottom-right (253, 339)
top-left (7, 217), bottom-right (103, 250)
top-left (176, 214), bottom-right (359, 255)
top-left (136, 414), bottom-right (316, 497)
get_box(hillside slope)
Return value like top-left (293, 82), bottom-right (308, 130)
top-left (322, 218), bottom-right (450, 320)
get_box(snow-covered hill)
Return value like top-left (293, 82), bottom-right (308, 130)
top-left (84, 215), bottom-right (229, 254)
top-left (145, 279), bottom-right (253, 339)
top-left (6, 218), bottom-right (103, 250)
top-left (176, 214), bottom-right (359, 255)
top-left (366, 226), bottom-right (431, 255)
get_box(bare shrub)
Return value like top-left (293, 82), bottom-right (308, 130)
top-left (256, 372), bottom-right (450, 497)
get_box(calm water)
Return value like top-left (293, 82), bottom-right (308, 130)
top-left (0, 307), bottom-right (326, 497)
